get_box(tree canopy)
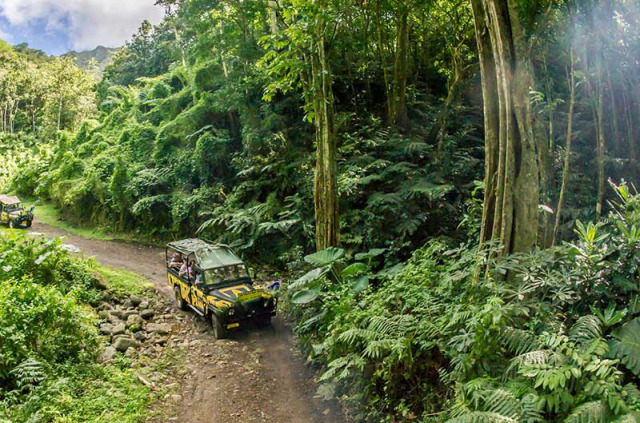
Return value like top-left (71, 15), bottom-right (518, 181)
top-left (3, 0), bottom-right (640, 421)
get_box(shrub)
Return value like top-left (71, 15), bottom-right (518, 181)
top-left (285, 181), bottom-right (640, 422)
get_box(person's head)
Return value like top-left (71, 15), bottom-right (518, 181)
top-left (173, 252), bottom-right (182, 260)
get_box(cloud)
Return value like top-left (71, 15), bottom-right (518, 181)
top-left (0, 27), bottom-right (11, 43)
top-left (0, 0), bottom-right (164, 50)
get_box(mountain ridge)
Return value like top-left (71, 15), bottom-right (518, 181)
top-left (63, 45), bottom-right (118, 72)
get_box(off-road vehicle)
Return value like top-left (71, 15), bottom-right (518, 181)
top-left (165, 238), bottom-right (277, 339)
top-left (0, 195), bottom-right (34, 229)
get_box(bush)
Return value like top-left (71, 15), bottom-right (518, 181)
top-left (0, 232), bottom-right (155, 423)
top-left (285, 181), bottom-right (640, 422)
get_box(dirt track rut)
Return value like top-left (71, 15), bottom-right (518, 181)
top-left (30, 221), bottom-right (345, 423)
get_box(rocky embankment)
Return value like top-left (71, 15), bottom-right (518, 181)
top-left (96, 292), bottom-right (176, 360)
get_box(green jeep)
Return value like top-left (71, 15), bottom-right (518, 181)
top-left (166, 239), bottom-right (277, 339)
top-left (0, 195), bottom-right (34, 229)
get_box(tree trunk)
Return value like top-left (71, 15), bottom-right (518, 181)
top-left (595, 58), bottom-right (605, 219)
top-left (552, 48), bottom-right (576, 246)
top-left (433, 57), bottom-right (463, 160)
top-left (376, 3), bottom-right (392, 122)
top-left (311, 10), bottom-right (339, 251)
top-left (268, 0), bottom-right (278, 34)
top-left (391, 7), bottom-right (409, 127)
top-left (622, 83), bottom-right (636, 164)
top-left (606, 64), bottom-right (620, 155)
top-left (472, 0), bottom-right (541, 256)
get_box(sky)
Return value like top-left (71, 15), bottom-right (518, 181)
top-left (0, 0), bottom-right (165, 55)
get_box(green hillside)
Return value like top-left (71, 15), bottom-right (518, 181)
top-left (65, 45), bottom-right (117, 72)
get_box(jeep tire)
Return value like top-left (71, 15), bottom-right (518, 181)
top-left (25, 220), bottom-right (32, 228)
top-left (211, 313), bottom-right (228, 340)
top-left (174, 287), bottom-right (187, 311)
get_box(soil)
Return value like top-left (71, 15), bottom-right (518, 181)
top-left (29, 221), bottom-right (346, 423)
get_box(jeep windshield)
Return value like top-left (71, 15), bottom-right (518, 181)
top-left (6, 203), bottom-right (22, 212)
top-left (203, 264), bottom-right (250, 287)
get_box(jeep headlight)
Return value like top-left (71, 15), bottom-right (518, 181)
top-left (228, 307), bottom-right (236, 316)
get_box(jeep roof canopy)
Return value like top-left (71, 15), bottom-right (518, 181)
top-left (167, 238), bottom-right (244, 270)
top-left (0, 195), bottom-right (21, 205)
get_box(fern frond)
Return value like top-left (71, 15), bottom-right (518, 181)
top-left (521, 393), bottom-right (544, 423)
top-left (570, 315), bottom-right (603, 345)
top-left (485, 389), bottom-right (520, 419)
top-left (446, 411), bottom-right (518, 423)
top-left (509, 349), bottom-right (558, 371)
top-left (565, 401), bottom-right (608, 423)
top-left (610, 318), bottom-right (640, 377)
top-left (367, 314), bottom-right (414, 336)
top-left (612, 412), bottom-right (640, 423)
top-left (10, 358), bottom-right (47, 390)
top-left (337, 328), bottom-right (380, 345)
top-left (501, 328), bottom-right (541, 356)
top-left (362, 339), bottom-right (404, 360)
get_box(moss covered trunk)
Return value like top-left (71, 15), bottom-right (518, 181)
top-left (472, 0), bottom-right (541, 255)
top-left (311, 11), bottom-right (339, 251)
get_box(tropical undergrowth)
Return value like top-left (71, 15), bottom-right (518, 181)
top-left (11, 74), bottom-right (482, 266)
top-left (0, 134), bottom-right (45, 192)
top-left (285, 181), bottom-right (640, 423)
top-left (0, 232), bottom-right (154, 423)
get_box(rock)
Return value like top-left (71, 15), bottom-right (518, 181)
top-left (153, 336), bottom-right (169, 346)
top-left (112, 323), bottom-right (126, 335)
top-left (130, 295), bottom-right (142, 307)
top-left (110, 309), bottom-right (124, 319)
top-left (134, 332), bottom-right (146, 342)
top-left (101, 291), bottom-right (113, 302)
top-left (123, 310), bottom-right (138, 319)
top-left (147, 323), bottom-right (171, 334)
top-left (107, 314), bottom-right (122, 325)
top-left (171, 394), bottom-right (182, 402)
top-left (98, 310), bottom-right (110, 319)
top-left (139, 301), bottom-right (150, 310)
top-left (125, 348), bottom-right (137, 358)
top-left (113, 336), bottom-right (138, 352)
top-left (122, 299), bottom-right (133, 309)
top-left (140, 309), bottom-right (155, 320)
top-left (129, 323), bottom-right (142, 333)
top-left (100, 346), bottom-right (117, 362)
top-left (99, 323), bottom-right (113, 335)
top-left (126, 314), bottom-right (144, 327)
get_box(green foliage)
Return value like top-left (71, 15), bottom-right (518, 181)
top-left (0, 232), bottom-right (155, 422)
top-left (284, 184), bottom-right (640, 422)
top-left (6, 0), bottom-right (483, 267)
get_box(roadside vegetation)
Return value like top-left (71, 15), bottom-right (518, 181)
top-left (2, 0), bottom-right (640, 422)
top-left (0, 232), bottom-right (161, 422)
top-left (287, 182), bottom-right (640, 421)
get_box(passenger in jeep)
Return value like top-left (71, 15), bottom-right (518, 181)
top-left (169, 253), bottom-right (183, 269)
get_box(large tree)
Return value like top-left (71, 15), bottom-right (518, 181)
top-left (261, 0), bottom-right (340, 251)
top-left (470, 0), bottom-right (543, 254)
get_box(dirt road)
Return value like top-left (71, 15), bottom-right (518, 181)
top-left (30, 221), bottom-right (345, 423)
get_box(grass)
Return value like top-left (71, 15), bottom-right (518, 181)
top-left (26, 197), bottom-right (121, 241)
top-left (20, 196), bottom-right (161, 244)
top-left (92, 262), bottom-right (154, 297)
